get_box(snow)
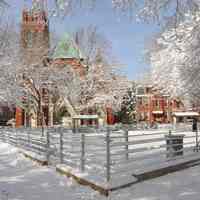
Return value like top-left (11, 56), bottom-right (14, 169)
top-left (2, 127), bottom-right (199, 190)
top-left (2, 141), bottom-right (200, 199)
top-left (19, 149), bottom-right (47, 162)
top-left (152, 111), bottom-right (163, 114)
top-left (72, 115), bottom-right (99, 119)
top-left (0, 142), bottom-right (97, 200)
top-left (173, 112), bottom-right (199, 117)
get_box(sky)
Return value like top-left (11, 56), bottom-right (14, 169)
top-left (5, 0), bottom-right (160, 80)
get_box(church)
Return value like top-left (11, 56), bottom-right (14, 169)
top-left (13, 0), bottom-right (115, 128)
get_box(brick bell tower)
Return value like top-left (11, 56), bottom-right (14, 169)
top-left (21, 0), bottom-right (49, 65)
top-left (16, 0), bottom-right (50, 127)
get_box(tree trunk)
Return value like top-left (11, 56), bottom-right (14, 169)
top-left (37, 95), bottom-right (45, 127)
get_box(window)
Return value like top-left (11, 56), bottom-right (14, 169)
top-left (146, 87), bottom-right (151, 94)
top-left (137, 87), bottom-right (145, 95)
top-left (153, 99), bottom-right (160, 109)
top-left (138, 97), bottom-right (143, 105)
top-left (143, 97), bottom-right (148, 105)
top-left (155, 100), bottom-right (158, 107)
top-left (176, 101), bottom-right (181, 108)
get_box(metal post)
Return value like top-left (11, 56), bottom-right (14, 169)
top-left (106, 127), bottom-right (111, 182)
top-left (6, 129), bottom-right (8, 143)
top-left (81, 133), bottom-right (85, 172)
top-left (15, 128), bottom-right (18, 147)
top-left (59, 128), bottom-right (63, 163)
top-left (125, 128), bottom-right (129, 160)
top-left (195, 129), bottom-right (199, 152)
top-left (46, 131), bottom-right (50, 163)
top-left (2, 128), bottom-right (5, 142)
top-left (72, 119), bottom-right (76, 133)
top-left (167, 130), bottom-right (173, 158)
top-left (16, 129), bottom-right (19, 147)
top-left (28, 130), bottom-right (30, 150)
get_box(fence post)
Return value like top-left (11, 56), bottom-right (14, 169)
top-left (195, 129), bottom-right (199, 152)
top-left (15, 128), bottom-right (18, 147)
top-left (46, 131), bottom-right (50, 163)
top-left (167, 130), bottom-right (173, 158)
top-left (27, 129), bottom-right (30, 150)
top-left (15, 128), bottom-right (19, 147)
top-left (106, 126), bottom-right (111, 182)
top-left (80, 133), bottom-right (85, 172)
top-left (59, 128), bottom-right (63, 163)
top-left (5, 128), bottom-right (8, 143)
top-left (2, 128), bottom-right (5, 142)
top-left (124, 127), bottom-right (129, 160)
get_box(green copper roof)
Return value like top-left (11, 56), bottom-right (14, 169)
top-left (53, 33), bottom-right (80, 59)
top-left (32, 0), bottom-right (43, 12)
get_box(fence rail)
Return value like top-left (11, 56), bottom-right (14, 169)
top-left (0, 126), bottom-right (199, 184)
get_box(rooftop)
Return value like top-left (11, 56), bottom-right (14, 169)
top-left (173, 112), bottom-right (199, 117)
top-left (52, 33), bottom-right (81, 60)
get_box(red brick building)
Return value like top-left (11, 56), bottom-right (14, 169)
top-left (0, 105), bottom-right (15, 126)
top-left (16, 2), bottom-right (50, 128)
top-left (14, 1), bottom-right (115, 127)
top-left (136, 85), bottom-right (185, 124)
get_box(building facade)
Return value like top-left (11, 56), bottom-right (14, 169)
top-left (14, 1), bottom-right (114, 128)
top-left (15, 1), bottom-right (50, 128)
top-left (0, 106), bottom-right (15, 126)
top-left (50, 35), bottom-right (115, 126)
top-left (136, 85), bottom-right (185, 124)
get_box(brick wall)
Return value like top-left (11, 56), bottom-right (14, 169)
top-left (136, 86), bottom-right (185, 124)
top-left (52, 58), bottom-right (86, 77)
top-left (15, 107), bottom-right (24, 127)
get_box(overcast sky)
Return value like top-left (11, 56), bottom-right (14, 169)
top-left (6, 0), bottom-right (160, 80)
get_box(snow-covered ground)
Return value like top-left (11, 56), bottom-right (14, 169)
top-left (1, 141), bottom-right (200, 200)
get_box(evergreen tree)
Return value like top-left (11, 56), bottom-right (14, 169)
top-left (116, 82), bottom-right (136, 124)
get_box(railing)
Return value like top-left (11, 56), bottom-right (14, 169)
top-left (108, 129), bottom-right (199, 179)
top-left (0, 127), bottom-right (47, 156)
top-left (0, 126), bottom-right (199, 184)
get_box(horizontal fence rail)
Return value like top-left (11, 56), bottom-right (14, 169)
top-left (0, 125), bottom-right (199, 184)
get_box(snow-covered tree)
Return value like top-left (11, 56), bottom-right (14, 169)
top-left (0, 0), bottom-right (8, 8)
top-left (149, 11), bottom-right (200, 108)
top-left (54, 0), bottom-right (200, 25)
top-left (0, 17), bottom-right (82, 126)
top-left (79, 59), bottom-right (130, 112)
top-left (72, 26), bottom-right (130, 112)
top-left (0, 17), bottom-right (21, 105)
top-left (116, 81), bottom-right (136, 124)
top-left (0, 16), bottom-right (130, 126)
top-left (33, 0), bottom-right (200, 111)
top-left (1, 0), bottom-right (199, 27)
top-left (73, 25), bottom-right (112, 66)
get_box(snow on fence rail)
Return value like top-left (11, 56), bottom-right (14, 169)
top-left (0, 128), bottom-right (47, 155)
top-left (0, 126), bottom-right (199, 185)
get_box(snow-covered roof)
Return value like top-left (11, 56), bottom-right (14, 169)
top-left (52, 33), bottom-right (81, 60)
top-left (136, 94), bottom-right (152, 97)
top-left (152, 111), bottom-right (163, 114)
top-left (173, 112), bottom-right (199, 117)
top-left (72, 115), bottom-right (99, 120)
